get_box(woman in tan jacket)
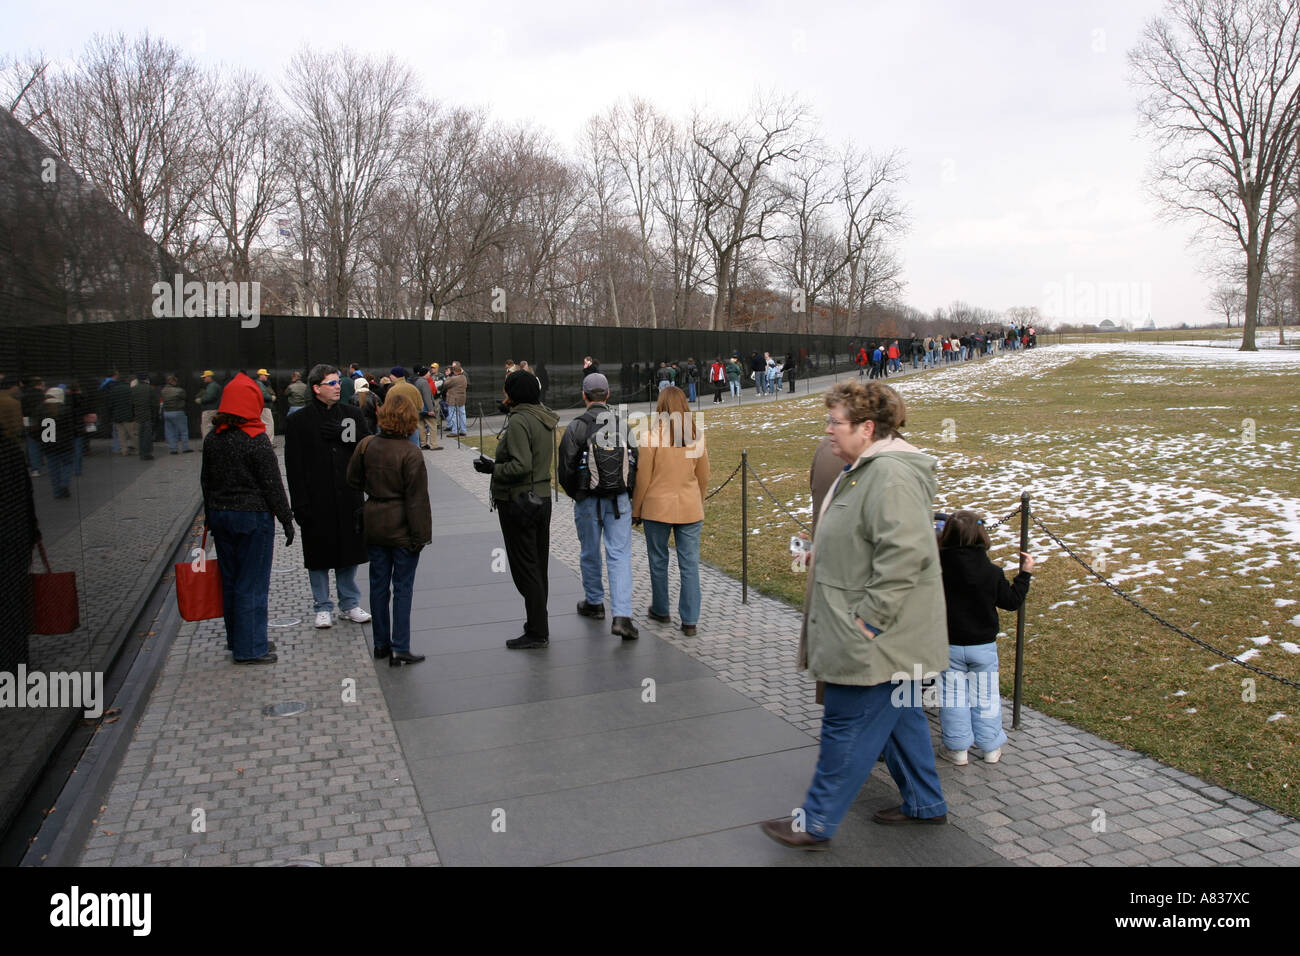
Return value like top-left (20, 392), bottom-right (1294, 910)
top-left (631, 386), bottom-right (709, 636)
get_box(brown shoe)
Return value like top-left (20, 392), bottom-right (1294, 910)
top-left (873, 806), bottom-right (947, 825)
top-left (759, 817), bottom-right (831, 851)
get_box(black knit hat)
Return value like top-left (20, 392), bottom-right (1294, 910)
top-left (504, 369), bottom-right (541, 405)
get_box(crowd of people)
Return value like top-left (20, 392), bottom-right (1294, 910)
top-left (198, 359), bottom-right (470, 663)
top-left (854, 327), bottom-right (1038, 379)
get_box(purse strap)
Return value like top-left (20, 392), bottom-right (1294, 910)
top-left (35, 540), bottom-right (53, 574)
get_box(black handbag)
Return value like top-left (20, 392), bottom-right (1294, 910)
top-left (515, 472), bottom-right (548, 524)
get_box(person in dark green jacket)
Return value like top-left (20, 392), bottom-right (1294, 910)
top-left (474, 370), bottom-right (559, 649)
top-left (197, 370), bottom-right (222, 438)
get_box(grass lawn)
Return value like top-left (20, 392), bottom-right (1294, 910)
top-left (469, 342), bottom-right (1300, 816)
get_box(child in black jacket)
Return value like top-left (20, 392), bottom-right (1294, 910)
top-left (937, 510), bottom-right (1034, 765)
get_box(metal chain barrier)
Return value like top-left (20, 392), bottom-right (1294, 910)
top-left (984, 505), bottom-right (1024, 531)
top-left (745, 459), bottom-right (813, 535)
top-left (704, 460), bottom-right (743, 501)
top-left (1032, 514), bottom-right (1300, 690)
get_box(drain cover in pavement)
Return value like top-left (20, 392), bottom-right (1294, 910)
top-left (275, 859), bottom-right (323, 867)
top-left (263, 700), bottom-right (310, 717)
top-left (268, 617), bottom-right (301, 628)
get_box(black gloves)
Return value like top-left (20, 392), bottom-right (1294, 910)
top-left (473, 456), bottom-right (495, 475)
top-left (282, 521), bottom-right (295, 546)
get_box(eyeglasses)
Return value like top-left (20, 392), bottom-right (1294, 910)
top-left (826, 416), bottom-right (861, 428)
top-left (320, 380), bottom-right (340, 387)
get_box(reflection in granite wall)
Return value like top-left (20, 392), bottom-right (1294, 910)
top-left (0, 109), bottom-right (198, 843)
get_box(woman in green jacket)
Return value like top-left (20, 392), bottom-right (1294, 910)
top-left (762, 380), bottom-right (949, 850)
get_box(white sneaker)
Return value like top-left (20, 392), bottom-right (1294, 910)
top-left (343, 607), bottom-right (372, 623)
top-left (314, 611), bottom-right (333, 628)
top-left (983, 748), bottom-right (1002, 764)
top-left (940, 748), bottom-right (968, 766)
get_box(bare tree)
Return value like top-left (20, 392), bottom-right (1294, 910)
top-left (653, 121), bottom-right (711, 329)
top-left (1209, 281), bottom-right (1244, 325)
top-left (31, 33), bottom-right (217, 265)
top-left (283, 47), bottom-right (414, 315)
top-left (770, 147), bottom-right (843, 335)
top-left (395, 104), bottom-right (512, 320)
top-left (601, 97), bottom-right (668, 328)
top-left (1131, 0), bottom-right (1300, 350)
top-left (579, 114), bottom-right (627, 326)
top-left (202, 71), bottom-right (291, 283)
top-left (2, 52), bottom-right (51, 126)
top-left (837, 146), bottom-right (907, 338)
top-left (692, 95), bottom-right (812, 330)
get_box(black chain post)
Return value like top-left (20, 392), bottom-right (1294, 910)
top-left (1013, 491), bottom-right (1030, 730)
top-left (741, 449), bottom-right (748, 605)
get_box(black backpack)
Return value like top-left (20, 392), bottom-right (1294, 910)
top-left (580, 408), bottom-right (636, 500)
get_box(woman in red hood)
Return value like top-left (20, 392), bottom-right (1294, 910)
top-left (200, 373), bottom-right (295, 664)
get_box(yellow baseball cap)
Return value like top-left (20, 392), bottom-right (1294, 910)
top-left (202, 370), bottom-right (215, 377)
top-left (257, 368), bottom-right (269, 375)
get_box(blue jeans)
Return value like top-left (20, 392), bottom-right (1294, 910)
top-left (73, 435), bottom-right (85, 475)
top-left (208, 509), bottom-right (274, 660)
top-left (27, 435), bottom-right (45, 470)
top-left (802, 681), bottom-right (947, 838)
top-left (687, 382), bottom-right (697, 402)
top-left (940, 642), bottom-right (1007, 753)
top-left (46, 446), bottom-right (73, 495)
top-left (309, 565), bottom-right (361, 613)
top-left (447, 404), bottom-right (466, 434)
top-left (643, 519), bottom-right (701, 626)
top-left (368, 545), bottom-right (421, 653)
top-left (574, 494), bottom-right (633, 617)
top-left (164, 410), bottom-right (190, 451)
top-left (729, 380), bottom-right (740, 397)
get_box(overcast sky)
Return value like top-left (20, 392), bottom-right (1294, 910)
top-left (10, 0), bottom-right (1219, 327)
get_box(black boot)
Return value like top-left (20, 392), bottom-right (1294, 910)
top-left (577, 600), bottom-right (606, 619)
top-left (389, 650), bottom-right (426, 666)
top-left (611, 616), bottom-right (639, 640)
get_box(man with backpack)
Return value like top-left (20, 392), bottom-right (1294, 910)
top-left (557, 372), bottom-right (638, 641)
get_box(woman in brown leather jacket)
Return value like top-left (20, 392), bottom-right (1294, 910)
top-left (347, 398), bottom-right (432, 665)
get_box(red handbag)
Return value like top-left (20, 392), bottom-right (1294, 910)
top-left (175, 528), bottom-right (224, 622)
top-left (31, 541), bottom-right (80, 635)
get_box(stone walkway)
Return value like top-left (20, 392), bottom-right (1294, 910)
top-left (69, 365), bottom-right (1300, 866)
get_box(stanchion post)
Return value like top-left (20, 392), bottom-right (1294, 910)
top-left (1012, 491), bottom-right (1030, 730)
top-left (741, 450), bottom-right (749, 605)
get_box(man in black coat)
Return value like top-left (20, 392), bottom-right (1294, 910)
top-left (130, 373), bottom-right (157, 460)
top-left (284, 363), bottom-right (372, 629)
